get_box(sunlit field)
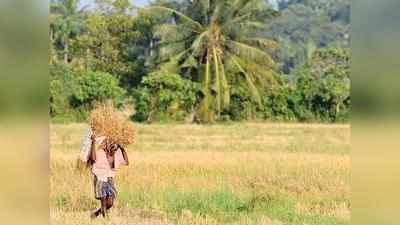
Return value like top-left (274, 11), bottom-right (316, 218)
top-left (50, 123), bottom-right (350, 225)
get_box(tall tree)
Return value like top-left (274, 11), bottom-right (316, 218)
top-left (270, 0), bottom-right (350, 73)
top-left (72, 0), bottom-right (155, 90)
top-left (146, 0), bottom-right (280, 122)
top-left (50, 0), bottom-right (88, 63)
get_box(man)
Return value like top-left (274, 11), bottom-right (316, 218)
top-left (87, 134), bottom-right (129, 218)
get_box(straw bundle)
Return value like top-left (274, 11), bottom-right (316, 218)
top-left (90, 103), bottom-right (135, 147)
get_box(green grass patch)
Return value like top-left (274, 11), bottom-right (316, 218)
top-left (116, 186), bottom-right (348, 225)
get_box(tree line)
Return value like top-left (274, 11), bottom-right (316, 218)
top-left (50, 0), bottom-right (350, 123)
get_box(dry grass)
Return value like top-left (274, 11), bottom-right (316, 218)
top-left (50, 123), bottom-right (350, 225)
top-left (90, 103), bottom-right (135, 146)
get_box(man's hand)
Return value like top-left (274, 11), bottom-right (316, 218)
top-left (110, 143), bottom-right (118, 153)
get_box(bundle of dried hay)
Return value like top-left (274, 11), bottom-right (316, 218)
top-left (90, 103), bottom-right (135, 147)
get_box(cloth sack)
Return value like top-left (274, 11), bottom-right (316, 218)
top-left (79, 128), bottom-right (106, 162)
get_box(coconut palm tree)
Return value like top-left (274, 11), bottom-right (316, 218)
top-left (50, 0), bottom-right (88, 63)
top-left (146, 0), bottom-right (281, 122)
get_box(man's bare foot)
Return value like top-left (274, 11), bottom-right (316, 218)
top-left (90, 210), bottom-right (98, 219)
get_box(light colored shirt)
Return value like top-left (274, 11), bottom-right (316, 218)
top-left (91, 138), bottom-right (127, 181)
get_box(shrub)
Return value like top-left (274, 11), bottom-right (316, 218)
top-left (72, 70), bottom-right (125, 107)
top-left (50, 65), bottom-right (125, 122)
top-left (264, 85), bottom-right (314, 122)
top-left (132, 72), bottom-right (201, 122)
top-left (50, 64), bottom-right (78, 122)
top-left (222, 86), bottom-right (261, 121)
top-left (295, 48), bottom-right (350, 122)
top-left (264, 47), bottom-right (350, 122)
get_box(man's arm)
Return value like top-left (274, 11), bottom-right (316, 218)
top-left (119, 145), bottom-right (129, 166)
top-left (88, 135), bottom-right (96, 165)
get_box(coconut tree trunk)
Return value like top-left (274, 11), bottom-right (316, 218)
top-left (149, 39), bottom-right (154, 57)
top-left (85, 48), bottom-right (90, 69)
top-left (49, 28), bottom-right (56, 64)
top-left (64, 37), bottom-right (69, 63)
top-left (335, 100), bottom-right (341, 119)
top-left (50, 27), bottom-right (54, 43)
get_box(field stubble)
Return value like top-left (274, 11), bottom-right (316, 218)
top-left (51, 123), bottom-right (350, 225)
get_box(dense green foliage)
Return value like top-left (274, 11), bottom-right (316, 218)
top-left (50, 0), bottom-right (350, 123)
top-left (50, 64), bottom-right (77, 121)
top-left (265, 48), bottom-right (350, 122)
top-left (133, 72), bottom-right (201, 122)
top-left (218, 47), bottom-right (350, 122)
top-left (50, 64), bottom-right (125, 122)
top-left (72, 70), bottom-right (125, 106)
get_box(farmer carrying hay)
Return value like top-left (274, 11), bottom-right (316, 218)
top-left (79, 103), bottom-right (135, 218)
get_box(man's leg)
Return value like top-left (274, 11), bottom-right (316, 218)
top-left (91, 199), bottom-right (104, 218)
top-left (105, 196), bottom-right (114, 211)
top-left (100, 197), bottom-right (107, 217)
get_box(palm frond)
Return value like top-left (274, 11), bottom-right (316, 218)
top-left (154, 24), bottom-right (193, 44)
top-left (159, 43), bottom-right (187, 62)
top-left (222, 13), bottom-right (252, 30)
top-left (145, 6), bottom-right (204, 31)
top-left (242, 60), bottom-right (280, 87)
top-left (191, 30), bottom-right (209, 57)
top-left (243, 38), bottom-right (279, 50)
top-left (217, 54), bottom-right (230, 108)
top-left (227, 0), bottom-right (267, 21)
top-left (233, 0), bottom-right (268, 16)
top-left (236, 21), bottom-right (268, 30)
top-left (231, 56), bottom-right (262, 105)
top-left (226, 40), bottom-right (276, 68)
top-left (160, 50), bottom-right (188, 73)
top-left (230, 0), bottom-right (253, 15)
top-left (210, 1), bottom-right (225, 24)
top-left (182, 55), bottom-right (199, 68)
top-left (227, 21), bottom-right (269, 38)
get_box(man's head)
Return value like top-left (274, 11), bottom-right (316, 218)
top-left (104, 138), bottom-right (118, 155)
top-left (109, 143), bottom-right (118, 153)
